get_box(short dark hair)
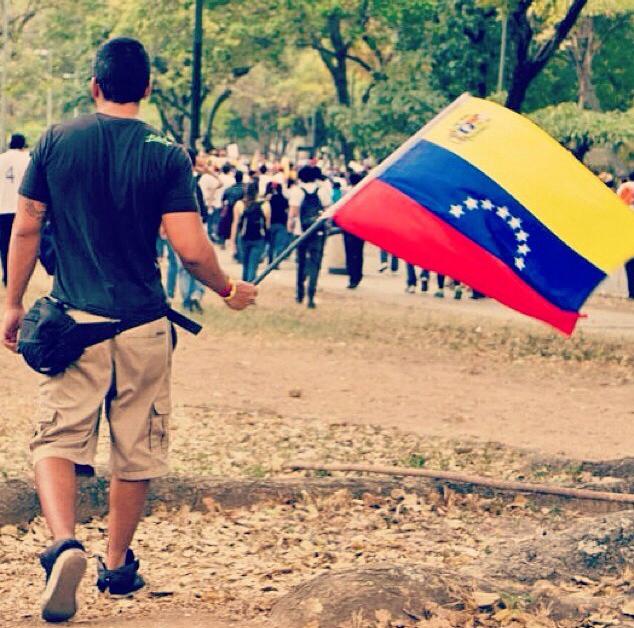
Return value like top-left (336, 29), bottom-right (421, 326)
top-left (298, 165), bottom-right (316, 184)
top-left (93, 37), bottom-right (150, 104)
top-left (259, 164), bottom-right (268, 175)
top-left (235, 170), bottom-right (244, 183)
top-left (221, 163), bottom-right (232, 175)
top-left (349, 172), bottom-right (365, 186)
top-left (9, 133), bottom-right (26, 149)
top-left (245, 182), bottom-right (259, 203)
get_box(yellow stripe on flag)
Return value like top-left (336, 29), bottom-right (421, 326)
top-left (421, 96), bottom-right (634, 274)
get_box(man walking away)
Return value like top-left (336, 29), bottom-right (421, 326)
top-left (342, 172), bottom-right (365, 289)
top-left (0, 133), bottom-right (30, 286)
top-left (233, 182), bottom-right (270, 282)
top-left (288, 165), bottom-right (332, 309)
top-left (268, 182), bottom-right (289, 264)
top-left (219, 170), bottom-right (244, 252)
top-left (0, 38), bottom-right (257, 623)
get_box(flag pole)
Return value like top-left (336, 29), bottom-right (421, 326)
top-left (253, 218), bottom-right (327, 286)
top-left (253, 93), bottom-right (471, 286)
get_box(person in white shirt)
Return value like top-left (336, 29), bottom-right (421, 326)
top-left (257, 164), bottom-right (273, 198)
top-left (196, 160), bottom-right (221, 241)
top-left (287, 165), bottom-right (332, 308)
top-left (0, 134), bottom-right (31, 286)
top-left (212, 163), bottom-right (235, 245)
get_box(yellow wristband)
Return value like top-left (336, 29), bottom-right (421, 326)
top-left (224, 281), bottom-right (238, 302)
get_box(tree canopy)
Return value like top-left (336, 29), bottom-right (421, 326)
top-left (1, 0), bottom-right (632, 166)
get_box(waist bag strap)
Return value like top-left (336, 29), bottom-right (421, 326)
top-left (67, 307), bottom-right (202, 350)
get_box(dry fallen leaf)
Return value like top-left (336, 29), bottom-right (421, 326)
top-left (305, 597), bottom-right (324, 615)
top-left (474, 591), bottom-right (501, 608)
top-left (375, 608), bottom-right (392, 623)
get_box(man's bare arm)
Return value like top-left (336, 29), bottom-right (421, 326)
top-left (287, 205), bottom-right (298, 233)
top-left (162, 212), bottom-right (257, 310)
top-left (1, 196), bottom-right (46, 351)
top-left (6, 196), bottom-right (46, 308)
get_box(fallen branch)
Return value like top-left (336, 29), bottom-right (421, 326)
top-left (287, 462), bottom-right (634, 504)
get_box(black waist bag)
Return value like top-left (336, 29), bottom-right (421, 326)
top-left (18, 296), bottom-right (202, 376)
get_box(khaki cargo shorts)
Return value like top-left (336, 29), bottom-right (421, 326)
top-left (30, 310), bottom-right (172, 480)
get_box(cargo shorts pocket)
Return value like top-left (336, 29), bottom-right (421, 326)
top-left (32, 411), bottom-right (58, 441)
top-left (149, 398), bottom-right (170, 454)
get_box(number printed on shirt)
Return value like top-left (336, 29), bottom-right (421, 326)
top-left (4, 166), bottom-right (14, 183)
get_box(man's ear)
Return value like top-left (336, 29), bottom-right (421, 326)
top-left (90, 77), bottom-right (101, 102)
top-left (143, 80), bottom-right (152, 100)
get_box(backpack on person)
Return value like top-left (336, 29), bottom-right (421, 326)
top-left (299, 187), bottom-right (324, 231)
top-left (221, 184), bottom-right (244, 218)
top-left (270, 193), bottom-right (289, 225)
top-left (238, 201), bottom-right (267, 241)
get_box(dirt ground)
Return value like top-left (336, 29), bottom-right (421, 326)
top-left (2, 256), bottom-right (633, 471)
top-left (0, 256), bottom-right (633, 627)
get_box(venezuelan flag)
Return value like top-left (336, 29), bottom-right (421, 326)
top-left (332, 94), bottom-right (634, 334)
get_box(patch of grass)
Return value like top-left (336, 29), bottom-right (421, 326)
top-left (244, 464), bottom-right (268, 478)
top-left (193, 285), bottom-right (633, 368)
top-left (314, 469), bottom-right (332, 478)
top-left (405, 453), bottom-right (426, 468)
top-left (500, 591), bottom-right (532, 611)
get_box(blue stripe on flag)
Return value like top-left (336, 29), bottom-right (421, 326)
top-left (378, 139), bottom-right (605, 311)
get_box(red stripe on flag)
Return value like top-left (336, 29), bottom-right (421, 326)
top-left (334, 179), bottom-right (580, 334)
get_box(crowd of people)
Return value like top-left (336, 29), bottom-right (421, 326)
top-left (155, 150), bottom-right (497, 310)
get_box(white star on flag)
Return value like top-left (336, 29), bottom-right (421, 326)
top-left (508, 216), bottom-right (522, 230)
top-left (481, 199), bottom-right (494, 210)
top-left (515, 257), bottom-right (526, 270)
top-left (516, 230), bottom-right (529, 242)
top-left (517, 244), bottom-right (531, 255)
top-left (465, 197), bottom-right (479, 210)
top-left (449, 204), bottom-right (464, 218)
top-left (496, 206), bottom-right (510, 219)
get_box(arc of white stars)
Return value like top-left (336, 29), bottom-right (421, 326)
top-left (516, 230), bottom-right (529, 242)
top-left (448, 196), bottom-right (533, 273)
top-left (496, 206), bottom-right (510, 219)
top-left (508, 216), bottom-right (522, 230)
top-left (449, 204), bottom-right (464, 218)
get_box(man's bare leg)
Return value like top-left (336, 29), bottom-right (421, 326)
top-left (35, 458), bottom-right (77, 540)
top-left (106, 478), bottom-right (149, 569)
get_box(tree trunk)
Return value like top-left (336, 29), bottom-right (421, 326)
top-left (505, 4), bottom-right (535, 111)
top-left (571, 17), bottom-right (601, 110)
top-left (506, 0), bottom-right (589, 112)
top-left (506, 72), bottom-right (533, 111)
top-left (202, 88), bottom-right (232, 152)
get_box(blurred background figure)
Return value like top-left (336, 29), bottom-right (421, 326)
top-left (0, 133), bottom-right (30, 287)
top-left (267, 182), bottom-right (290, 264)
top-left (617, 172), bottom-right (634, 299)
top-left (232, 182), bottom-right (270, 282)
top-left (342, 172), bottom-right (366, 290)
top-left (288, 165), bottom-right (331, 309)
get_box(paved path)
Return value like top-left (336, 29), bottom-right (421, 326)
top-left (219, 242), bottom-right (634, 340)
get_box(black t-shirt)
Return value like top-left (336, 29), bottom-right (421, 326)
top-left (20, 113), bottom-right (197, 319)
